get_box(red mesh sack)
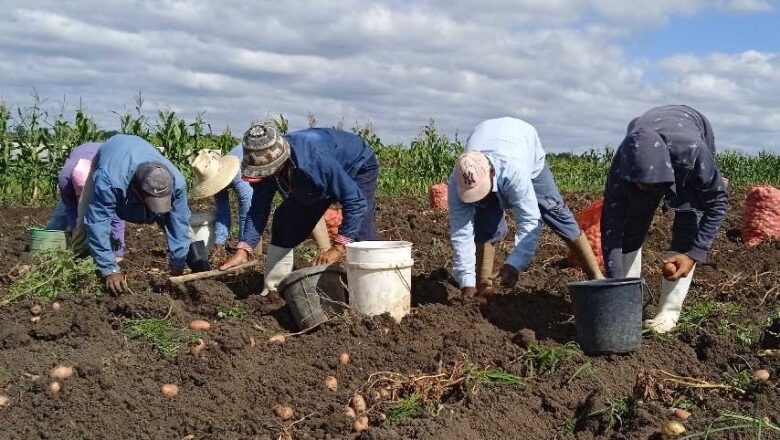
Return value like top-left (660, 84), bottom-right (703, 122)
top-left (741, 185), bottom-right (780, 246)
top-left (324, 208), bottom-right (343, 238)
top-left (429, 182), bottom-right (448, 210)
top-left (566, 199), bottom-right (605, 269)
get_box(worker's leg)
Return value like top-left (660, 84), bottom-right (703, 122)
top-left (110, 215), bottom-right (126, 259)
top-left (473, 193), bottom-right (507, 297)
top-left (619, 190), bottom-right (663, 278)
top-left (69, 169), bottom-right (96, 257)
top-left (310, 216), bottom-right (330, 251)
top-left (262, 198), bottom-right (330, 295)
top-left (532, 162), bottom-right (604, 279)
top-left (646, 210), bottom-right (701, 333)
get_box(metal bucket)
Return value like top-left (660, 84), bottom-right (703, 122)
top-left (278, 264), bottom-right (348, 330)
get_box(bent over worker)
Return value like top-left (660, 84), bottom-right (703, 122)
top-left (240, 123), bottom-right (379, 295)
top-left (449, 117), bottom-right (604, 301)
top-left (71, 134), bottom-right (191, 294)
top-left (47, 142), bottom-right (126, 261)
top-left (601, 105), bottom-right (729, 333)
top-left (193, 146), bottom-right (332, 271)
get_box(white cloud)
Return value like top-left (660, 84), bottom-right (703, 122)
top-left (718, 0), bottom-right (775, 12)
top-left (0, 0), bottom-right (778, 154)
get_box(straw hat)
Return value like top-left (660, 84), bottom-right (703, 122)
top-left (190, 150), bottom-right (241, 199)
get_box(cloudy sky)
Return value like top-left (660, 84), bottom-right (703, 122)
top-left (1, 0), bottom-right (779, 152)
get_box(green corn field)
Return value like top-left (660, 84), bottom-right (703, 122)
top-left (0, 97), bottom-right (778, 206)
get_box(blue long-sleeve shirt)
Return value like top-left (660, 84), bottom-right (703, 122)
top-left (243, 128), bottom-right (374, 244)
top-left (448, 118), bottom-right (544, 288)
top-left (84, 134), bottom-right (191, 276)
top-left (212, 145), bottom-right (256, 247)
top-left (601, 105), bottom-right (729, 277)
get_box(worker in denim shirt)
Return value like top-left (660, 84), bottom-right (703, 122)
top-left (449, 117), bottom-right (604, 302)
top-left (190, 146), bottom-right (256, 261)
top-left (236, 123), bottom-right (379, 296)
top-left (601, 105), bottom-right (729, 333)
top-left (46, 142), bottom-right (126, 261)
top-left (70, 134), bottom-right (191, 294)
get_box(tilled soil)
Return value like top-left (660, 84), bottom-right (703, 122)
top-left (0, 191), bottom-right (778, 440)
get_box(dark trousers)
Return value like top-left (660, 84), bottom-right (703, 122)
top-left (622, 190), bottom-right (702, 254)
top-left (271, 157), bottom-right (379, 248)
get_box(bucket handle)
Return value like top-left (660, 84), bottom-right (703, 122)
top-left (344, 260), bottom-right (414, 271)
top-left (640, 278), bottom-right (654, 308)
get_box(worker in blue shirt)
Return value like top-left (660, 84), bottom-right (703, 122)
top-left (601, 105), bottom-right (728, 333)
top-left (70, 134), bottom-right (192, 294)
top-left (449, 117), bottom-right (604, 302)
top-left (232, 123), bottom-right (379, 295)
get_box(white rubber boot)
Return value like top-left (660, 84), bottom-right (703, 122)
top-left (645, 256), bottom-right (695, 334)
top-left (621, 248), bottom-right (642, 278)
top-left (261, 245), bottom-right (294, 296)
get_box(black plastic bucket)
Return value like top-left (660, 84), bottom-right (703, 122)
top-left (187, 240), bottom-right (211, 273)
top-left (278, 264), bottom-right (348, 330)
top-left (568, 277), bottom-right (644, 355)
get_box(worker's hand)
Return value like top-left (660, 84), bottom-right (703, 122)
top-left (662, 254), bottom-right (696, 281)
top-left (498, 264), bottom-right (519, 288)
top-left (105, 272), bottom-right (128, 294)
top-left (220, 248), bottom-right (248, 271)
top-left (169, 266), bottom-right (185, 276)
top-left (313, 244), bottom-right (346, 266)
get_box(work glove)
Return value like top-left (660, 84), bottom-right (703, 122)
top-left (105, 272), bottom-right (128, 294)
top-left (498, 264), bottom-right (519, 288)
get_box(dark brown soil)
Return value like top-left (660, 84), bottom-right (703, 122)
top-left (0, 190), bottom-right (778, 440)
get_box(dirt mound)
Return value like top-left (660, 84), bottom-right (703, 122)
top-left (0, 191), bottom-right (778, 439)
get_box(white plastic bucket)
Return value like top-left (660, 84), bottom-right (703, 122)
top-left (189, 212), bottom-right (215, 251)
top-left (345, 241), bottom-right (414, 322)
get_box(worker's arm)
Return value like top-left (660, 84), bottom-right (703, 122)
top-left (447, 174), bottom-right (477, 288)
top-left (503, 172), bottom-right (542, 271)
top-left (687, 149), bottom-right (729, 263)
top-left (318, 157), bottom-right (367, 241)
top-left (163, 184), bottom-right (192, 271)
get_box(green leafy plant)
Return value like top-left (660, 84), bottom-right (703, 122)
top-left (125, 318), bottom-right (198, 356)
top-left (2, 248), bottom-right (99, 305)
top-left (216, 306), bottom-right (249, 321)
top-left (520, 342), bottom-right (581, 377)
top-left (386, 393), bottom-right (424, 424)
top-left (680, 411), bottom-right (780, 439)
top-left (464, 365), bottom-right (526, 386)
top-left (586, 396), bottom-right (634, 431)
top-left (722, 367), bottom-right (752, 393)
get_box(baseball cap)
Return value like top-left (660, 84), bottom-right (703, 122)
top-left (134, 162), bottom-right (173, 214)
top-left (454, 151), bottom-right (492, 203)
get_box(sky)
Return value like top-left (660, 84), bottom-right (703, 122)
top-left (1, 0), bottom-right (779, 153)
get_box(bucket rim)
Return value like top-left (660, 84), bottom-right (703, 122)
top-left (567, 277), bottom-right (643, 288)
top-left (278, 264), bottom-right (346, 293)
top-left (346, 240), bottom-right (412, 250)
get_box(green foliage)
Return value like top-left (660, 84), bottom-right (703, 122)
top-left (216, 305), bottom-right (249, 321)
top-left (586, 396), bottom-right (634, 431)
top-left (464, 365), bottom-right (526, 386)
top-left (722, 366), bottom-right (752, 392)
top-left (520, 342), bottom-right (582, 377)
top-left (2, 95), bottom-right (779, 206)
top-left (125, 318), bottom-right (198, 356)
top-left (680, 411), bottom-right (780, 439)
top-left (2, 248), bottom-right (99, 305)
top-left (386, 394), bottom-right (424, 424)
top-left (678, 299), bottom-right (719, 329)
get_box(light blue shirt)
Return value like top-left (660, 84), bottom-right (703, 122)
top-left (212, 145), bottom-right (256, 247)
top-left (85, 134), bottom-right (190, 276)
top-left (448, 117), bottom-right (545, 288)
